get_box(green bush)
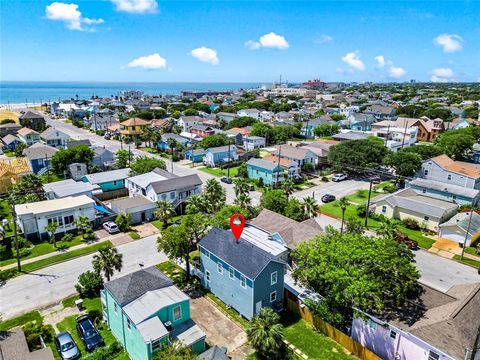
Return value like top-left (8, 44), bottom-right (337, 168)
top-left (0, 268), bottom-right (18, 281)
top-left (382, 184), bottom-right (396, 193)
top-left (61, 233), bottom-right (74, 243)
top-left (83, 228), bottom-right (95, 240)
top-left (402, 218), bottom-right (421, 230)
top-left (75, 271), bottom-right (104, 298)
top-left (84, 341), bottom-right (123, 359)
top-left (18, 247), bottom-right (32, 258)
top-left (356, 204), bottom-right (368, 217)
top-left (321, 176), bottom-right (329, 182)
top-left (23, 321), bottom-right (53, 351)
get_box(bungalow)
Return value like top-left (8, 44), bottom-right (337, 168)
top-left (372, 188), bottom-right (458, 232)
top-left (92, 146), bottom-right (116, 169)
top-left (178, 116), bottom-right (203, 132)
top-left (40, 127), bottom-right (69, 148)
top-left (272, 145), bottom-right (318, 167)
top-left (82, 168), bottom-right (131, 192)
top-left (102, 267), bottom-right (206, 360)
top-left (190, 124), bottom-right (215, 138)
top-left (22, 143), bottom-right (59, 174)
top-left (15, 195), bottom-right (96, 240)
top-left (438, 211), bottom-right (480, 247)
top-left (216, 112), bottom-right (237, 124)
top-left (184, 149), bottom-right (206, 163)
top-left (109, 195), bottom-right (157, 224)
top-left (332, 130), bottom-right (370, 142)
top-left (198, 227), bottom-right (286, 319)
top-left (301, 116), bottom-right (335, 138)
top-left (243, 136), bottom-right (266, 151)
top-left (0, 157), bottom-right (32, 193)
top-left (236, 108), bottom-right (260, 120)
top-left (17, 127), bottom-right (41, 146)
top-left (43, 179), bottom-right (97, 200)
top-left (19, 110), bottom-right (46, 131)
top-left (247, 158), bottom-right (284, 185)
top-left (2, 134), bottom-right (20, 151)
top-left (203, 145), bottom-right (238, 167)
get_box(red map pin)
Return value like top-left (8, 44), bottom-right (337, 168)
top-left (229, 214), bottom-right (245, 241)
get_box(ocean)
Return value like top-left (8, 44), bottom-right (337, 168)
top-left (0, 81), bottom-right (264, 104)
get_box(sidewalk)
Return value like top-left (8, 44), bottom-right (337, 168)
top-left (429, 237), bottom-right (480, 262)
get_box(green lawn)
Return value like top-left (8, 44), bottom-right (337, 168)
top-left (129, 231), bottom-right (140, 240)
top-left (0, 310), bottom-right (43, 331)
top-left (281, 313), bottom-right (355, 360)
top-left (453, 255), bottom-right (480, 268)
top-left (156, 260), bottom-right (186, 287)
top-left (150, 215), bottom-right (183, 230)
top-left (0, 200), bottom-right (14, 237)
top-left (198, 166), bottom-right (239, 178)
top-left (464, 247), bottom-right (479, 256)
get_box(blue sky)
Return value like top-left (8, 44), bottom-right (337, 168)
top-left (1, 0), bottom-right (479, 83)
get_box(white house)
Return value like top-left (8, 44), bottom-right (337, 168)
top-left (237, 109), bottom-right (261, 120)
top-left (372, 126), bottom-right (418, 152)
top-left (43, 179), bottom-right (98, 199)
top-left (438, 211), bottom-right (480, 247)
top-left (15, 195), bottom-right (96, 240)
top-left (243, 136), bottom-right (266, 151)
top-left (40, 127), bottom-right (70, 148)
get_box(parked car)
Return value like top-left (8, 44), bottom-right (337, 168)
top-left (332, 173), bottom-right (348, 182)
top-left (76, 315), bottom-right (104, 352)
top-left (321, 194), bottom-right (336, 203)
top-left (102, 221), bottom-right (119, 234)
top-left (54, 332), bottom-right (80, 360)
top-left (220, 176), bottom-right (232, 184)
top-left (396, 233), bottom-right (418, 250)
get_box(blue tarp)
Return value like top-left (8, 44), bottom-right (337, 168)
top-left (94, 204), bottom-right (112, 215)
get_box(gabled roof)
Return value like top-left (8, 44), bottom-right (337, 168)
top-left (22, 142), bottom-right (59, 160)
top-left (273, 145), bottom-right (317, 160)
top-left (263, 155), bottom-right (297, 168)
top-left (104, 266), bottom-right (173, 306)
top-left (149, 174), bottom-right (202, 194)
top-left (82, 168), bottom-right (130, 184)
top-left (429, 155), bottom-right (480, 179)
top-left (2, 134), bottom-right (19, 145)
top-left (439, 211), bottom-right (480, 237)
top-left (226, 127), bottom-right (250, 135)
top-left (19, 110), bottom-right (44, 119)
top-left (40, 127), bottom-right (69, 139)
top-left (17, 127), bottom-right (38, 136)
top-left (246, 158), bottom-right (282, 172)
top-left (206, 145), bottom-right (237, 154)
top-left (408, 178), bottom-right (479, 198)
top-left (199, 227), bottom-right (284, 279)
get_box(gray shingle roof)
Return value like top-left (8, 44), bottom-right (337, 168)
top-left (206, 145), bottom-right (237, 154)
top-left (199, 227), bottom-right (283, 279)
top-left (82, 168), bottom-right (130, 184)
top-left (408, 178), bottom-right (480, 199)
top-left (20, 110), bottom-right (44, 119)
top-left (104, 266), bottom-right (173, 306)
top-left (199, 346), bottom-right (229, 360)
top-left (22, 143), bottom-right (59, 160)
top-left (149, 174), bottom-right (202, 194)
top-left (246, 158), bottom-right (281, 171)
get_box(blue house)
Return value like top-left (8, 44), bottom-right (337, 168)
top-left (246, 158), bottom-right (284, 185)
top-left (22, 143), bottom-right (59, 174)
top-left (82, 168), bottom-right (131, 191)
top-left (198, 227), bottom-right (286, 320)
top-left (343, 113), bottom-right (377, 131)
top-left (184, 149), bottom-right (206, 163)
top-left (203, 145), bottom-right (238, 167)
top-left (2, 134), bottom-right (21, 151)
top-left (102, 267), bottom-right (206, 360)
top-left (157, 133), bottom-right (191, 151)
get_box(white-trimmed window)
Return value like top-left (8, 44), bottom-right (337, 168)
top-left (428, 351), bottom-right (440, 360)
top-left (270, 291), bottom-right (277, 303)
top-left (229, 267), bottom-right (234, 280)
top-left (217, 262), bottom-right (223, 274)
top-left (113, 180), bottom-right (118, 186)
top-left (271, 271), bottom-right (277, 285)
top-left (390, 330), bottom-right (397, 340)
top-left (240, 275), bottom-right (246, 288)
top-left (152, 339), bottom-right (161, 352)
top-left (205, 270), bottom-right (211, 282)
top-left (173, 305), bottom-right (181, 321)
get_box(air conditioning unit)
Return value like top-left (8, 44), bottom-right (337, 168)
top-left (163, 321), bottom-right (173, 331)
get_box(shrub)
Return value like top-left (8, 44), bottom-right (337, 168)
top-left (75, 271), bottom-right (104, 298)
top-left (321, 176), bottom-right (329, 182)
top-left (357, 190), bottom-right (368, 198)
top-left (255, 177), bottom-right (264, 188)
top-left (61, 233), bottom-right (74, 243)
top-left (56, 242), bottom-right (70, 251)
top-left (0, 268), bottom-right (18, 281)
top-left (84, 341), bottom-right (122, 360)
top-left (23, 321), bottom-right (53, 351)
top-left (83, 228), bottom-right (95, 240)
top-left (18, 247), bottom-right (32, 258)
top-left (402, 218), bottom-right (421, 230)
top-left (382, 184), bottom-right (396, 193)
top-left (115, 213), bottom-right (131, 232)
top-left (356, 204), bottom-right (369, 217)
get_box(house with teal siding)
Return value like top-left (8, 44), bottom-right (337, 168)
top-left (198, 227), bottom-right (286, 320)
top-left (246, 158), bottom-right (284, 185)
top-left (82, 168), bottom-right (130, 191)
top-left (102, 267), bottom-right (206, 360)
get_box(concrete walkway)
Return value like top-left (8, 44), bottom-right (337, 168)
top-left (429, 237), bottom-right (480, 262)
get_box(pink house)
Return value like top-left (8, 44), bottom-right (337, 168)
top-left (351, 282), bottom-right (480, 360)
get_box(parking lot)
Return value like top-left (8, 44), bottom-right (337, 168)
top-left (292, 178), bottom-right (371, 202)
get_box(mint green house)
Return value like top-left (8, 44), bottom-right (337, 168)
top-left (246, 158), bottom-right (284, 185)
top-left (101, 267), bottom-right (206, 360)
top-left (81, 168), bottom-right (130, 192)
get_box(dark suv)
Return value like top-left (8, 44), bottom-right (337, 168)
top-left (76, 315), bottom-right (104, 352)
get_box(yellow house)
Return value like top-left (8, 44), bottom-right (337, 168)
top-left (119, 118), bottom-right (150, 141)
top-left (0, 157), bottom-right (33, 192)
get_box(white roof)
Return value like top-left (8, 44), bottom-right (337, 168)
top-left (15, 195), bottom-right (94, 216)
top-left (179, 132), bottom-right (201, 140)
top-left (43, 179), bottom-right (97, 198)
top-left (83, 168), bottom-right (130, 184)
top-left (137, 316), bottom-right (168, 342)
top-left (127, 171), bottom-right (169, 189)
top-left (241, 225), bottom-right (288, 257)
top-left (175, 323), bottom-right (206, 347)
top-left (123, 286), bottom-right (189, 325)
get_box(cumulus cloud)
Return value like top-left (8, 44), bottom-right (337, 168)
top-left (341, 51), bottom-right (365, 71)
top-left (315, 34), bottom-right (333, 44)
top-left (245, 32), bottom-right (289, 50)
top-left (388, 66), bottom-right (407, 78)
top-left (45, 2), bottom-right (104, 31)
top-left (127, 53), bottom-right (167, 70)
top-left (374, 55), bottom-right (386, 68)
top-left (110, 0), bottom-right (158, 13)
top-left (190, 47), bottom-right (219, 65)
top-left (433, 34), bottom-right (463, 53)
top-left (430, 67), bottom-right (455, 82)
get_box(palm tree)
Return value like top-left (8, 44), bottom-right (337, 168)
top-left (281, 179), bottom-right (295, 199)
top-left (204, 179), bottom-right (226, 213)
top-left (74, 215), bottom-right (91, 240)
top-left (45, 221), bottom-right (59, 248)
top-left (246, 308), bottom-right (284, 359)
top-left (377, 218), bottom-right (400, 240)
top-left (185, 195), bottom-right (207, 214)
top-left (302, 196), bottom-right (319, 218)
top-left (155, 200), bottom-right (175, 228)
top-left (92, 246), bottom-right (123, 282)
top-left (234, 193), bottom-right (252, 209)
top-left (233, 178), bottom-right (250, 198)
top-left (338, 197), bottom-right (349, 235)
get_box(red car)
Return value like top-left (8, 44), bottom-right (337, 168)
top-left (396, 233), bottom-right (418, 250)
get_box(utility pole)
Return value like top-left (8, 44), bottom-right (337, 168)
top-left (364, 179), bottom-right (373, 227)
top-left (45, 154), bottom-right (50, 183)
top-left (128, 143), bottom-right (131, 167)
top-left (227, 141), bottom-right (231, 178)
top-left (10, 203), bottom-right (21, 272)
top-left (275, 145), bottom-right (282, 186)
top-left (460, 205), bottom-right (475, 260)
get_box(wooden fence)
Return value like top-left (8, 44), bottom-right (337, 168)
top-left (94, 188), bottom-right (129, 201)
top-left (286, 297), bottom-right (381, 360)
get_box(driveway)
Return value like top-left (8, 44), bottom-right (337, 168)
top-left (292, 179), bottom-right (370, 201)
top-left (190, 297), bottom-right (247, 355)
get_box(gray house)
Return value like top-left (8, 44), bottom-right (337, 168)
top-left (92, 146), bottom-right (115, 169)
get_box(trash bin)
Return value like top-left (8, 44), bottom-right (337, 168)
top-left (75, 299), bottom-right (84, 311)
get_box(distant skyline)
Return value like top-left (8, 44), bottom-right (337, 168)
top-left (1, 1), bottom-right (479, 83)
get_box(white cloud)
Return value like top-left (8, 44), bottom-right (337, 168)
top-left (374, 55), bottom-right (385, 68)
top-left (341, 51), bottom-right (365, 71)
top-left (190, 47), bottom-right (219, 65)
top-left (245, 32), bottom-right (289, 50)
top-left (127, 53), bottom-right (167, 70)
top-left (388, 66), bottom-right (407, 78)
top-left (430, 67), bottom-right (455, 82)
top-left (45, 2), bottom-right (104, 31)
top-left (433, 34), bottom-right (463, 53)
top-left (110, 0), bottom-right (158, 13)
top-left (315, 34), bottom-right (333, 44)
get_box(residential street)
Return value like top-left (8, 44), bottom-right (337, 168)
top-left (292, 179), bottom-right (371, 202)
top-left (0, 235), bottom-right (167, 319)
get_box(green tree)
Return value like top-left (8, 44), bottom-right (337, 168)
top-left (401, 144), bottom-right (444, 160)
top-left (328, 138), bottom-right (389, 172)
top-left (338, 197), bottom-right (349, 235)
top-left (129, 156), bottom-right (166, 176)
top-left (246, 308), bottom-right (285, 359)
top-left (155, 200), bottom-right (175, 228)
top-left (225, 116), bottom-right (258, 130)
top-left (74, 215), bottom-right (91, 240)
top-left (210, 205), bottom-right (248, 230)
top-left (115, 213), bottom-right (131, 232)
top-left (284, 198), bottom-right (305, 221)
top-left (152, 341), bottom-right (198, 360)
top-left (233, 178), bottom-right (250, 198)
top-left (92, 246), bottom-right (123, 281)
top-left (75, 270), bottom-right (104, 297)
top-left (384, 151), bottom-right (422, 177)
top-left (302, 196), bottom-right (319, 218)
top-left (50, 145), bottom-right (94, 173)
top-left (435, 130), bottom-right (475, 160)
top-left (234, 193), bottom-right (252, 210)
top-left (330, 113), bottom-right (346, 121)
top-left (260, 189), bottom-right (288, 215)
top-left (183, 108), bottom-right (199, 116)
top-left (376, 218), bottom-right (400, 240)
top-left (115, 149), bottom-right (130, 169)
top-left (313, 123), bottom-right (340, 137)
top-left (45, 221), bottom-right (59, 248)
top-left (14, 142), bottom-right (27, 157)
top-left (281, 179), bottom-right (295, 200)
top-left (198, 134), bottom-right (232, 150)
top-left (204, 179), bottom-right (226, 213)
top-left (185, 195), bottom-right (208, 214)
top-left (345, 218), bottom-right (364, 235)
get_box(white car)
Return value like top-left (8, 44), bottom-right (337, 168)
top-left (332, 173), bottom-right (348, 182)
top-left (102, 221), bottom-right (119, 234)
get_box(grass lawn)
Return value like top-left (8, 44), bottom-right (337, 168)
top-left (453, 255), bottom-right (480, 268)
top-left (281, 313), bottom-right (355, 360)
top-left (0, 110), bottom-right (19, 122)
top-left (150, 215), bottom-right (183, 230)
top-left (2, 149), bottom-right (15, 157)
top-left (198, 166), bottom-right (239, 178)
top-left (156, 260), bottom-right (186, 287)
top-left (0, 310), bottom-right (43, 331)
top-left (0, 200), bottom-right (14, 237)
top-left (129, 231), bottom-right (140, 240)
top-left (464, 247), bottom-right (479, 256)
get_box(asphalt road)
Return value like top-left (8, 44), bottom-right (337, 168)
top-left (292, 179), bottom-right (371, 202)
top-left (0, 235), bottom-right (167, 319)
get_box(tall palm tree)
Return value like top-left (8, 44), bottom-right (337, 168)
top-left (204, 179), bottom-right (226, 213)
top-left (377, 218), bottom-right (400, 240)
top-left (246, 308), bottom-right (284, 359)
top-left (338, 197), bottom-right (349, 235)
top-left (45, 221), bottom-right (59, 248)
top-left (302, 196), bottom-right (319, 219)
top-left (281, 179), bottom-right (295, 199)
top-left (74, 215), bottom-right (91, 240)
top-left (233, 178), bottom-right (250, 198)
top-left (92, 246), bottom-right (123, 282)
top-left (234, 193), bottom-right (252, 209)
top-left (185, 195), bottom-right (206, 214)
top-left (155, 200), bottom-right (175, 228)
